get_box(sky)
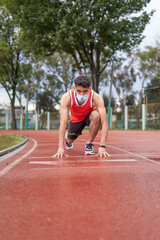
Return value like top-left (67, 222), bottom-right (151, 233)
top-left (139, 0), bottom-right (160, 48)
top-left (0, 0), bottom-right (160, 106)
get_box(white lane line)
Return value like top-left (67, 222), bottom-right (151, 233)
top-left (29, 159), bottom-right (137, 165)
top-left (140, 154), bottom-right (160, 157)
top-left (79, 138), bottom-right (160, 166)
top-left (28, 153), bottom-right (160, 159)
top-left (36, 143), bottom-right (58, 145)
top-left (110, 153), bottom-right (160, 156)
top-left (30, 165), bottom-right (138, 170)
top-left (29, 154), bottom-right (160, 159)
top-left (107, 145), bottom-right (160, 165)
top-left (28, 155), bottom-right (103, 159)
top-left (0, 138), bottom-right (37, 178)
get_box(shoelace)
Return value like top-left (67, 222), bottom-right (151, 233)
top-left (86, 143), bottom-right (93, 149)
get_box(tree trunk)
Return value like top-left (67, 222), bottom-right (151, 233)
top-left (93, 77), bottom-right (97, 92)
top-left (16, 93), bottom-right (25, 120)
top-left (11, 98), bottom-right (16, 129)
top-left (96, 73), bottom-right (100, 93)
top-left (90, 67), bottom-right (98, 93)
top-left (92, 73), bottom-right (100, 93)
top-left (10, 83), bottom-right (17, 129)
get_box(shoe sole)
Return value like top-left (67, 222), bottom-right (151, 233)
top-left (85, 152), bottom-right (94, 155)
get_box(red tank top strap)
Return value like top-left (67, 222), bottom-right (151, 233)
top-left (69, 89), bottom-right (74, 107)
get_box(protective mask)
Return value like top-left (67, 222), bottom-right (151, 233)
top-left (76, 92), bottom-right (89, 103)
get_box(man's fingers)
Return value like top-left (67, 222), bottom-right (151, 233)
top-left (52, 153), bottom-right (68, 158)
top-left (103, 152), bottom-right (110, 157)
top-left (53, 153), bottom-right (110, 158)
top-left (64, 154), bottom-right (69, 157)
top-left (98, 152), bottom-right (110, 157)
top-left (52, 153), bottom-right (61, 158)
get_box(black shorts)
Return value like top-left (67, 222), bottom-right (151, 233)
top-left (67, 113), bottom-right (91, 140)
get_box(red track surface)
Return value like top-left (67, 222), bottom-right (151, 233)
top-left (0, 130), bottom-right (160, 240)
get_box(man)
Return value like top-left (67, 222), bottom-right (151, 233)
top-left (53, 75), bottom-right (109, 158)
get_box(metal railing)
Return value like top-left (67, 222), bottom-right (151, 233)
top-left (0, 103), bottom-right (160, 130)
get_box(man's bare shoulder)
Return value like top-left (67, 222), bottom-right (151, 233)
top-left (93, 91), bottom-right (104, 107)
top-left (61, 91), bottom-right (70, 106)
top-left (93, 91), bottom-right (101, 99)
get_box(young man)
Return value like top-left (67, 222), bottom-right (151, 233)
top-left (53, 75), bottom-right (109, 158)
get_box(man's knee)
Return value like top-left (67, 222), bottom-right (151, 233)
top-left (89, 111), bottom-right (101, 124)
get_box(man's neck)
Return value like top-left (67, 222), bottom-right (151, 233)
top-left (77, 100), bottom-right (84, 105)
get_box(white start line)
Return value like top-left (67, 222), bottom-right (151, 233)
top-left (30, 165), bottom-right (138, 171)
top-left (29, 159), bottom-right (138, 165)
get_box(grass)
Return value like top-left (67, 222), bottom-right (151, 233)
top-left (0, 134), bottom-right (24, 151)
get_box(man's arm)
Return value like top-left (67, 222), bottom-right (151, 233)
top-left (53, 92), bottom-right (70, 158)
top-left (93, 92), bottom-right (109, 157)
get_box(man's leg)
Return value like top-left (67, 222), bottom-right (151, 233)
top-left (65, 121), bottom-right (84, 145)
top-left (65, 132), bottom-right (76, 145)
top-left (88, 110), bottom-right (101, 142)
top-left (84, 110), bottom-right (100, 155)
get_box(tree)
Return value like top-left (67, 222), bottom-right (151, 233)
top-left (137, 45), bottom-right (160, 103)
top-left (138, 47), bottom-right (160, 80)
top-left (45, 53), bottom-right (76, 93)
top-left (102, 93), bottom-right (116, 110)
top-left (0, 6), bottom-right (31, 129)
top-left (25, 53), bottom-right (76, 111)
top-left (112, 54), bottom-right (136, 107)
top-left (144, 80), bottom-right (160, 103)
top-left (5, 0), bottom-right (153, 92)
top-left (126, 94), bottom-right (136, 106)
top-left (111, 58), bottom-right (136, 127)
top-left (114, 68), bottom-right (136, 106)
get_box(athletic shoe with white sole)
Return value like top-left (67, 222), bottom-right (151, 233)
top-left (65, 140), bottom-right (73, 149)
top-left (85, 142), bottom-right (94, 155)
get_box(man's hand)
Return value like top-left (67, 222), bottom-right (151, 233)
top-left (52, 147), bottom-right (65, 158)
top-left (98, 147), bottom-right (110, 157)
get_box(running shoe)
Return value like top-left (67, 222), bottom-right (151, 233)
top-left (85, 142), bottom-right (94, 155)
top-left (65, 140), bottom-right (73, 149)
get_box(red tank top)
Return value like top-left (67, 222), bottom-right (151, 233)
top-left (69, 88), bottom-right (97, 123)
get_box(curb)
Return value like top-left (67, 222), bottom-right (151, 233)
top-left (0, 135), bottom-right (28, 156)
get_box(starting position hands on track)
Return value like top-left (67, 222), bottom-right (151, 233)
top-left (52, 147), bottom-right (110, 158)
top-left (97, 147), bottom-right (110, 158)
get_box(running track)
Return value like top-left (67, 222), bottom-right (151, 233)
top-left (0, 130), bottom-right (160, 240)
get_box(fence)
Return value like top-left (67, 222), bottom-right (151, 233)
top-left (146, 103), bottom-right (160, 129)
top-left (109, 102), bottom-right (160, 130)
top-left (0, 111), bottom-right (60, 130)
top-left (127, 105), bottom-right (142, 130)
top-left (0, 103), bottom-right (160, 130)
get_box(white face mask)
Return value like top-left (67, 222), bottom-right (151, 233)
top-left (76, 92), bottom-right (89, 103)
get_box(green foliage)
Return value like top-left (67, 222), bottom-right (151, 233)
top-left (112, 57), bottom-right (137, 106)
top-left (126, 94), bottom-right (136, 105)
top-left (4, 0), bottom-right (153, 92)
top-left (138, 46), bottom-right (160, 80)
top-left (0, 6), bottom-right (32, 128)
top-left (102, 93), bottom-right (116, 109)
top-left (137, 45), bottom-right (160, 103)
top-left (25, 53), bottom-right (76, 110)
top-left (36, 91), bottom-right (56, 113)
top-left (145, 80), bottom-right (160, 103)
top-left (45, 53), bottom-right (76, 92)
